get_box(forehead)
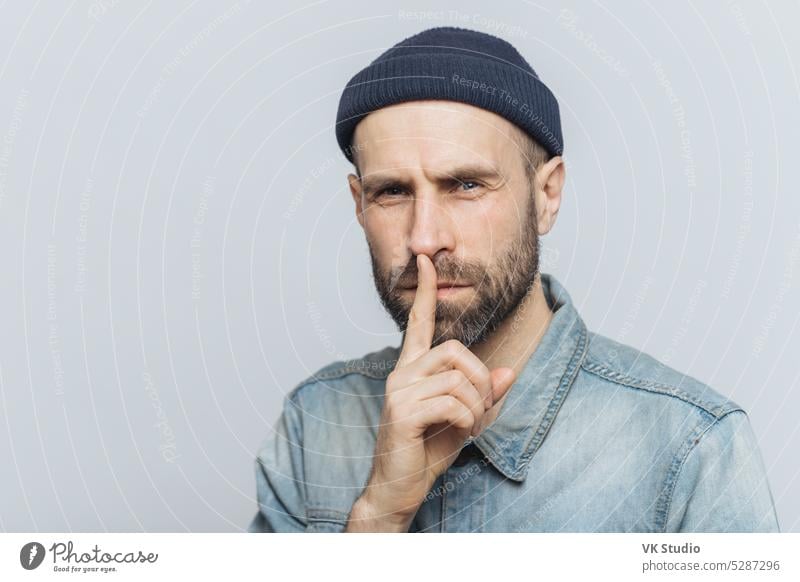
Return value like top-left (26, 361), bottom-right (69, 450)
top-left (352, 100), bottom-right (521, 174)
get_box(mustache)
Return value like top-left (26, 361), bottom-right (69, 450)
top-left (386, 256), bottom-right (487, 292)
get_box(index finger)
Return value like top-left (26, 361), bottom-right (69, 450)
top-left (397, 254), bottom-right (437, 367)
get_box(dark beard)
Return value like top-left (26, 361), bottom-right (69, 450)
top-left (369, 196), bottom-right (540, 348)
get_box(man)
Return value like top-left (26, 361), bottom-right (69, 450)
top-left (248, 27), bottom-right (779, 532)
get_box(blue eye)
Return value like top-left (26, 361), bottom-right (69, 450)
top-left (461, 181), bottom-right (478, 190)
top-left (376, 186), bottom-right (405, 197)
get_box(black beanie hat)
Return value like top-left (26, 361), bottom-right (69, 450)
top-left (335, 26), bottom-right (563, 163)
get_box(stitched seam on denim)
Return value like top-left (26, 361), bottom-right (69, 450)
top-left (255, 484), bottom-right (307, 531)
top-left (580, 360), bottom-right (739, 419)
top-left (282, 367), bottom-right (389, 410)
top-left (289, 359), bottom-right (397, 397)
top-left (477, 318), bottom-right (588, 481)
top-left (277, 390), bottom-right (309, 509)
top-left (255, 406), bottom-right (309, 531)
top-left (656, 409), bottom-right (743, 532)
top-left (258, 508), bottom-right (306, 531)
top-left (513, 323), bottom-right (589, 478)
top-left (655, 413), bottom-right (714, 532)
top-left (306, 507), bottom-right (349, 523)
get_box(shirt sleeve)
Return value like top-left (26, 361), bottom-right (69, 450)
top-left (247, 392), bottom-right (308, 533)
top-left (665, 409), bottom-right (780, 532)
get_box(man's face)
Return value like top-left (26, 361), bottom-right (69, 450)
top-left (348, 100), bottom-right (549, 348)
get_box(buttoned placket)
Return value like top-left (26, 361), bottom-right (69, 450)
top-left (440, 441), bottom-right (492, 532)
top-left (411, 273), bottom-right (587, 532)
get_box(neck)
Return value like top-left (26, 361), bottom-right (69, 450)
top-left (468, 273), bottom-right (553, 431)
top-left (471, 272), bottom-right (554, 380)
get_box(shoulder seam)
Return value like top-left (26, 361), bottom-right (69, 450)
top-left (580, 359), bottom-right (741, 419)
top-left (286, 357), bottom-right (397, 402)
top-left (657, 409), bottom-right (746, 532)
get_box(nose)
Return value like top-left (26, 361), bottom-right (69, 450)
top-left (407, 192), bottom-right (456, 259)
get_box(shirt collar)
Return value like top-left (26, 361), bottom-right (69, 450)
top-left (469, 272), bottom-right (589, 482)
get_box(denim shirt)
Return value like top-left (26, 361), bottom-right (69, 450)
top-left (248, 273), bottom-right (780, 533)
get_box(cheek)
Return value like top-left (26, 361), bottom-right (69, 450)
top-left (451, 198), bottom-right (519, 257)
top-left (364, 218), bottom-right (409, 268)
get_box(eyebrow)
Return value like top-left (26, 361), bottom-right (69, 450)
top-left (359, 163), bottom-right (504, 195)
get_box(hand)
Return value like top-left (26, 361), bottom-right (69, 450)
top-left (346, 254), bottom-right (517, 531)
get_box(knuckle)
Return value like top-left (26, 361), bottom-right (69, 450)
top-left (445, 369), bottom-right (467, 388)
top-left (443, 339), bottom-right (463, 355)
top-left (440, 340), bottom-right (463, 366)
top-left (445, 395), bottom-right (460, 413)
top-left (477, 367), bottom-right (491, 389)
top-left (458, 409), bottom-right (475, 427)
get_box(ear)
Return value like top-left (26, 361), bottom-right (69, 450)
top-left (535, 156), bottom-right (565, 236)
top-left (348, 173), bottom-right (365, 229)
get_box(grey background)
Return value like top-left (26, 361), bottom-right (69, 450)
top-left (0, 0), bottom-right (797, 532)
